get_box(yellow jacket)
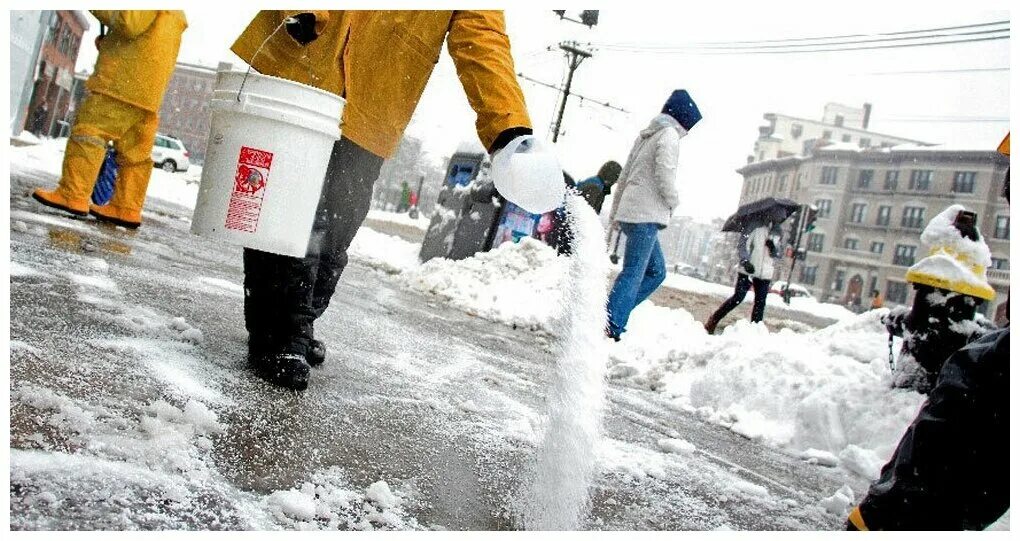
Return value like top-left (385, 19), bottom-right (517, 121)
top-left (88, 10), bottom-right (188, 113)
top-left (232, 10), bottom-right (532, 159)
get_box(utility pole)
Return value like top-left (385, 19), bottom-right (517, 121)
top-left (550, 41), bottom-right (593, 143)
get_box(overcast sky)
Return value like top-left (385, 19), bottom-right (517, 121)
top-left (73, 5), bottom-right (1010, 221)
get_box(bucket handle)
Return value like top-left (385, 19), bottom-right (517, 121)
top-left (237, 16), bottom-right (298, 102)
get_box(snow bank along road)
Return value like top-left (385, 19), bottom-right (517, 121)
top-left (9, 169), bottom-right (851, 530)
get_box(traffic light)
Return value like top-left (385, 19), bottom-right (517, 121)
top-left (580, 10), bottom-right (600, 27)
top-left (803, 204), bottom-right (819, 232)
top-left (787, 210), bottom-right (802, 247)
top-left (553, 10), bottom-right (566, 17)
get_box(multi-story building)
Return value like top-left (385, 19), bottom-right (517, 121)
top-left (23, 11), bottom-right (89, 138)
top-left (659, 217), bottom-right (731, 280)
top-left (750, 103), bottom-right (925, 164)
top-left (157, 62), bottom-right (234, 163)
top-left (737, 142), bottom-right (1010, 315)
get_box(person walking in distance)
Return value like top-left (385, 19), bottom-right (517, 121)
top-left (605, 90), bottom-right (701, 341)
top-left (704, 222), bottom-right (782, 334)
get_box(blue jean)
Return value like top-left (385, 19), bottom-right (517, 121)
top-left (606, 222), bottom-right (666, 337)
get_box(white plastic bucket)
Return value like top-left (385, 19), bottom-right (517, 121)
top-left (190, 70), bottom-right (343, 257)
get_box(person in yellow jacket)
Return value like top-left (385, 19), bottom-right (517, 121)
top-left (232, 11), bottom-right (534, 390)
top-left (32, 10), bottom-right (187, 229)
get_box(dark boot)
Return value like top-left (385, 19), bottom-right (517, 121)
top-left (307, 339), bottom-right (326, 367)
top-left (704, 317), bottom-right (719, 335)
top-left (250, 352), bottom-right (311, 391)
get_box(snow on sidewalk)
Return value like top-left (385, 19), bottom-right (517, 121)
top-left (351, 236), bottom-right (925, 482)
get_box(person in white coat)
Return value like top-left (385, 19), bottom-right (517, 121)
top-left (606, 90), bottom-right (701, 340)
top-left (704, 222), bottom-right (782, 334)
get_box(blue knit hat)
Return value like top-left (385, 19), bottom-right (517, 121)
top-left (661, 89), bottom-right (701, 131)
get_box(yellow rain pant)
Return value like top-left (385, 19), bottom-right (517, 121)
top-left (57, 92), bottom-right (159, 220)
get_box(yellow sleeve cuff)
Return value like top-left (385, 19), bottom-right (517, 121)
top-left (848, 506), bottom-right (870, 531)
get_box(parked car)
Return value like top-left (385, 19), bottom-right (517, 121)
top-left (769, 281), bottom-right (815, 300)
top-left (151, 133), bottom-right (190, 173)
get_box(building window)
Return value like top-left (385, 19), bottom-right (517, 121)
top-left (841, 134), bottom-right (852, 143)
top-left (834, 115), bottom-right (845, 127)
top-left (820, 166), bottom-right (839, 185)
top-left (859, 137), bottom-right (871, 148)
top-left (870, 241), bottom-right (884, 254)
top-left (791, 124), bottom-right (803, 139)
top-left (990, 257), bottom-right (1009, 270)
top-left (887, 281), bottom-right (910, 304)
top-left (876, 205), bottom-right (892, 226)
top-left (849, 203), bottom-right (867, 223)
top-left (833, 270), bottom-right (846, 291)
top-left (822, 130), bottom-right (833, 140)
top-left (901, 206), bottom-right (926, 229)
top-left (893, 244), bottom-right (918, 266)
top-left (909, 170), bottom-right (933, 191)
top-left (778, 175), bottom-right (787, 192)
top-left (857, 169), bottom-right (874, 189)
top-left (884, 170), bottom-right (899, 191)
top-left (994, 215), bottom-right (1010, 239)
top-left (952, 171), bottom-right (976, 194)
top-left (807, 233), bottom-right (825, 252)
top-left (801, 265), bottom-right (818, 285)
top-left (844, 238), bottom-right (859, 250)
top-left (816, 199), bottom-right (833, 218)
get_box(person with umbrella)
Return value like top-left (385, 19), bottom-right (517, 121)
top-left (605, 90), bottom-right (701, 341)
top-left (704, 197), bottom-right (797, 334)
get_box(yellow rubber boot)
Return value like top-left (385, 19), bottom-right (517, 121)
top-left (90, 109), bottom-right (159, 229)
top-left (32, 129), bottom-right (111, 216)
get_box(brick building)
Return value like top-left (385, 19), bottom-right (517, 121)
top-left (25, 11), bottom-right (89, 137)
top-left (157, 62), bottom-right (234, 163)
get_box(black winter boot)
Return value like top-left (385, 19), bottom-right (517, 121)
top-left (250, 352), bottom-right (311, 391)
top-left (307, 339), bottom-right (326, 367)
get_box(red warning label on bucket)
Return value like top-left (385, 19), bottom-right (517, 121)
top-left (226, 146), bottom-right (274, 233)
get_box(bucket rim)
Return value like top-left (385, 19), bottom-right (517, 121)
top-left (217, 69), bottom-right (344, 103)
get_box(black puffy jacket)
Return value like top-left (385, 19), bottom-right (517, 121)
top-left (850, 328), bottom-right (1009, 530)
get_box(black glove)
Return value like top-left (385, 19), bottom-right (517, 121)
top-left (740, 260), bottom-right (755, 274)
top-left (765, 238), bottom-right (778, 258)
top-left (285, 13), bottom-right (319, 45)
top-left (488, 127), bottom-right (534, 154)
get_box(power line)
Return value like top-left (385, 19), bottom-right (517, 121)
top-left (593, 34), bottom-right (1009, 55)
top-left (858, 67), bottom-right (1009, 75)
top-left (591, 20), bottom-right (1008, 49)
top-left (517, 72), bottom-right (630, 114)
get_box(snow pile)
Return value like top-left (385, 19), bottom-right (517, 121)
top-left (401, 237), bottom-right (568, 329)
top-left (908, 204), bottom-right (993, 291)
top-left (263, 469), bottom-right (423, 531)
top-left (366, 209), bottom-right (430, 231)
top-left (348, 227), bottom-right (422, 274)
top-left (819, 485), bottom-right (856, 516)
top-left (9, 387), bottom-right (261, 529)
top-left (607, 305), bottom-right (925, 478)
top-left (521, 195), bottom-right (609, 530)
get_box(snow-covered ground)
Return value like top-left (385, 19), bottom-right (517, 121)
top-left (10, 138), bottom-right (1005, 530)
top-left (365, 209), bottom-right (431, 231)
top-left (663, 272), bottom-right (857, 322)
top-left (9, 135), bottom-right (202, 211)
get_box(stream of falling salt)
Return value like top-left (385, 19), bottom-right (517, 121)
top-left (521, 193), bottom-right (610, 530)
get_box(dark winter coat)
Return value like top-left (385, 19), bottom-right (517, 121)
top-left (575, 176), bottom-right (609, 214)
top-left (849, 327), bottom-right (1009, 530)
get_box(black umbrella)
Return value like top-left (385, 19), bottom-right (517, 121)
top-left (722, 197), bottom-right (800, 233)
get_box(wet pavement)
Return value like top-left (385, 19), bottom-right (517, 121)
top-left (9, 169), bottom-right (856, 530)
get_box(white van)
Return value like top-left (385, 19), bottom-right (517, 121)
top-left (151, 133), bottom-right (191, 173)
